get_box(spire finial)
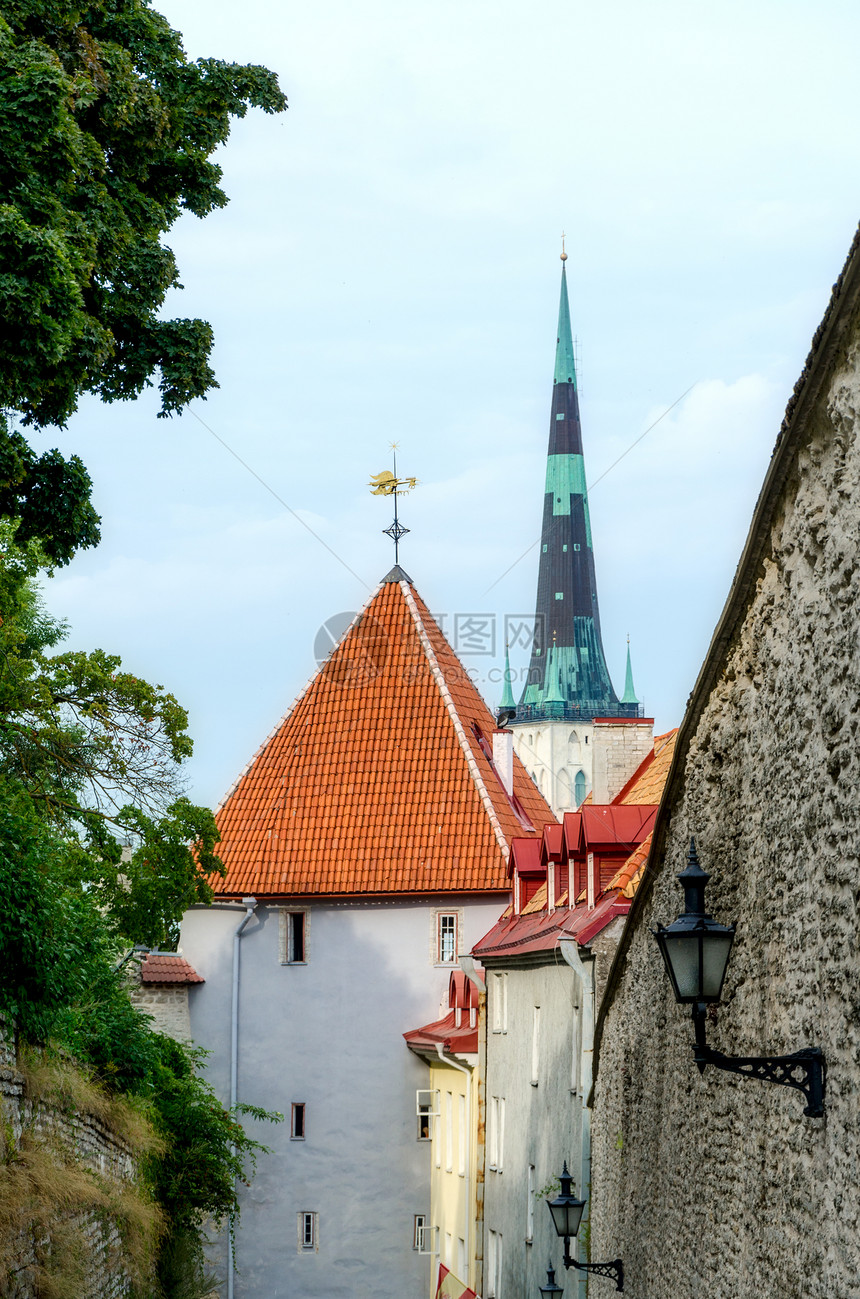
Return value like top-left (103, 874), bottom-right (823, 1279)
top-left (369, 448), bottom-right (418, 565)
top-left (560, 231), bottom-right (568, 263)
top-left (621, 636), bottom-right (639, 706)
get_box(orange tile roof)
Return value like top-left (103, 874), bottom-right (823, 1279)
top-left (140, 953), bottom-right (204, 984)
top-left (212, 572), bottom-right (554, 898)
top-left (607, 831), bottom-right (653, 898)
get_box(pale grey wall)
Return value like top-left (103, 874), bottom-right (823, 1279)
top-left (181, 895), bottom-right (505, 1299)
top-left (590, 283), bottom-right (860, 1297)
top-left (482, 958), bottom-right (584, 1299)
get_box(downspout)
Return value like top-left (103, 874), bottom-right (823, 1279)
top-left (435, 1044), bottom-right (472, 1292)
top-left (228, 897), bottom-right (258, 1299)
top-left (559, 939), bottom-right (594, 1299)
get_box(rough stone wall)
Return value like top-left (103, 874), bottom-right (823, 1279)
top-left (0, 1028), bottom-right (140, 1299)
top-left (130, 983), bottom-right (192, 1041)
top-left (590, 300), bottom-right (860, 1296)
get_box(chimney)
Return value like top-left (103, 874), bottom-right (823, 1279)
top-left (591, 719), bottom-right (655, 804)
top-left (492, 728), bottom-right (514, 797)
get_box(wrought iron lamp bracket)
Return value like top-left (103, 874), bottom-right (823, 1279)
top-left (562, 1239), bottom-right (624, 1291)
top-left (692, 1006), bottom-right (825, 1118)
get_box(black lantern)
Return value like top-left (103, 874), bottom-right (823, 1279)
top-left (539, 1262), bottom-right (564, 1298)
top-left (547, 1163), bottom-right (585, 1240)
top-left (653, 838), bottom-right (734, 1003)
top-left (652, 837), bottom-right (825, 1119)
top-left (545, 1163), bottom-right (623, 1291)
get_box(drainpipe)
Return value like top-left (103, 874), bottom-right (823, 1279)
top-left (435, 1044), bottom-right (472, 1292)
top-left (559, 939), bottom-right (594, 1299)
top-left (228, 897), bottom-right (258, 1299)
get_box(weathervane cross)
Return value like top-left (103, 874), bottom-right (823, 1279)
top-left (369, 444), bottom-right (418, 564)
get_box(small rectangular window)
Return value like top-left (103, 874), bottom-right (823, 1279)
top-left (445, 1092), bottom-right (453, 1172)
top-left (281, 909), bottom-right (308, 964)
top-left (555, 412), bottom-right (565, 420)
top-left (562, 544), bottom-right (568, 552)
top-left (555, 592), bottom-right (564, 600)
top-left (291, 1102), bottom-right (305, 1140)
top-left (458, 1094), bottom-right (466, 1176)
top-left (437, 913), bottom-right (457, 964)
top-left (531, 1007), bottom-right (541, 1086)
top-left (413, 1214), bottom-right (426, 1250)
top-left (298, 1211), bottom-right (318, 1252)
top-left (573, 543), bottom-right (581, 551)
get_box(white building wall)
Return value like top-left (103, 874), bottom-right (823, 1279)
top-left (180, 895), bottom-right (506, 1299)
top-left (511, 722), bottom-right (593, 816)
top-left (481, 960), bottom-right (587, 1299)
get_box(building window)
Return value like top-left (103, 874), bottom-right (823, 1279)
top-left (298, 1211), bottom-right (318, 1252)
top-left (531, 1006), bottom-right (541, 1086)
top-left (413, 1215), bottom-right (427, 1251)
top-left (435, 912), bottom-right (459, 964)
top-left (574, 769), bottom-right (586, 807)
top-left (458, 1094), bottom-right (466, 1176)
top-left (487, 1229), bottom-right (503, 1297)
top-left (491, 972), bottom-right (508, 1033)
top-left (445, 1092), bottom-right (454, 1172)
top-left (555, 412), bottom-right (565, 421)
top-left (416, 1089), bottom-right (439, 1141)
top-left (488, 1096), bottom-right (505, 1171)
top-left (562, 543), bottom-right (568, 552)
top-left (281, 909), bottom-right (308, 964)
top-left (555, 592), bottom-right (564, 600)
top-left (573, 543), bottom-right (581, 551)
top-left (291, 1103), bottom-right (306, 1140)
top-left (542, 543), bottom-right (548, 552)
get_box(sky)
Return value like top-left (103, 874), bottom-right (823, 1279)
top-left (39, 0), bottom-right (860, 810)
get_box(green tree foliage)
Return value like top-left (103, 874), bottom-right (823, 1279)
top-left (0, 0), bottom-right (287, 563)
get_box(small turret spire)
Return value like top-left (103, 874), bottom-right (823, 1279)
top-left (498, 643), bottom-right (516, 713)
top-left (620, 635), bottom-right (639, 705)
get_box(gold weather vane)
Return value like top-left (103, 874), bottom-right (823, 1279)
top-left (561, 231), bottom-right (567, 262)
top-left (369, 444), bottom-right (418, 563)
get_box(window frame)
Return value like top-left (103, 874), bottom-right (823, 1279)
top-left (290, 1102), bottom-right (306, 1140)
top-left (436, 911), bottom-right (458, 965)
top-left (281, 908), bottom-right (310, 965)
top-left (413, 1214), bottom-right (427, 1251)
top-left (297, 1211), bottom-right (318, 1253)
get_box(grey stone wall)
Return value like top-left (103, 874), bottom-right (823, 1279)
top-left (0, 1027), bottom-right (140, 1299)
top-left (130, 984), bottom-right (192, 1041)
top-left (590, 266), bottom-right (860, 1296)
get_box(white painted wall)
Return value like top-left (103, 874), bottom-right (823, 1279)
top-left (511, 721), bottom-right (593, 815)
top-left (180, 894), bottom-right (506, 1299)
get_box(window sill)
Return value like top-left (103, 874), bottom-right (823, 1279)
top-left (290, 1137), bottom-right (306, 1142)
top-left (531, 1080), bottom-right (539, 1087)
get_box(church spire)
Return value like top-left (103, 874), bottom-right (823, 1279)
top-left (511, 255), bottom-right (640, 724)
top-left (621, 637), bottom-right (639, 705)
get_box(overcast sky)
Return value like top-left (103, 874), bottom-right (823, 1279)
top-left (40, 0), bottom-right (860, 809)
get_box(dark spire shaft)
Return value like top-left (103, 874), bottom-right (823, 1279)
top-left (515, 261), bottom-right (636, 722)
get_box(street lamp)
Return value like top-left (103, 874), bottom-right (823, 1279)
top-left (545, 1163), bottom-right (623, 1291)
top-left (539, 1262), bottom-right (564, 1298)
top-left (653, 838), bottom-right (825, 1118)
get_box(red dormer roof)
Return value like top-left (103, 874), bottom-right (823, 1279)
top-left (210, 571), bottom-right (553, 899)
top-left (140, 953), bottom-right (204, 985)
top-left (541, 823), bottom-right (564, 865)
top-left (508, 837), bottom-right (544, 878)
top-left (579, 804), bottom-right (658, 853)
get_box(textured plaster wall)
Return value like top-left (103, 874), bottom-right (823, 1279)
top-left (482, 959), bottom-right (584, 1299)
top-left (591, 315), bottom-right (860, 1297)
top-left (512, 721), bottom-right (593, 813)
top-left (181, 895), bottom-right (505, 1299)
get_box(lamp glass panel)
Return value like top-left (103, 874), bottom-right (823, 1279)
top-left (661, 932), bottom-right (703, 1000)
top-left (701, 932), bottom-right (734, 998)
top-left (548, 1196), bottom-right (584, 1239)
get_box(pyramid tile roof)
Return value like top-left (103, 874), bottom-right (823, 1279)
top-left (212, 574), bottom-right (554, 898)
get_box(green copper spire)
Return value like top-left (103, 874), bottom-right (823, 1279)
top-left (553, 261), bottom-right (577, 388)
top-left (620, 637), bottom-right (639, 705)
top-left (499, 644), bottom-right (516, 712)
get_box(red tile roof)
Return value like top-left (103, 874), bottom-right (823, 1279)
top-left (404, 1009), bottom-right (480, 1057)
top-left (211, 574), bottom-right (554, 898)
top-left (140, 953), bottom-right (204, 984)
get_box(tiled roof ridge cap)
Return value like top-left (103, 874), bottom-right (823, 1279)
top-left (213, 591), bottom-right (381, 814)
top-left (402, 581), bottom-right (509, 859)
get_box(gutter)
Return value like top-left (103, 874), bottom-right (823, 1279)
top-left (228, 896), bottom-right (258, 1299)
top-left (592, 220), bottom-right (860, 1079)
